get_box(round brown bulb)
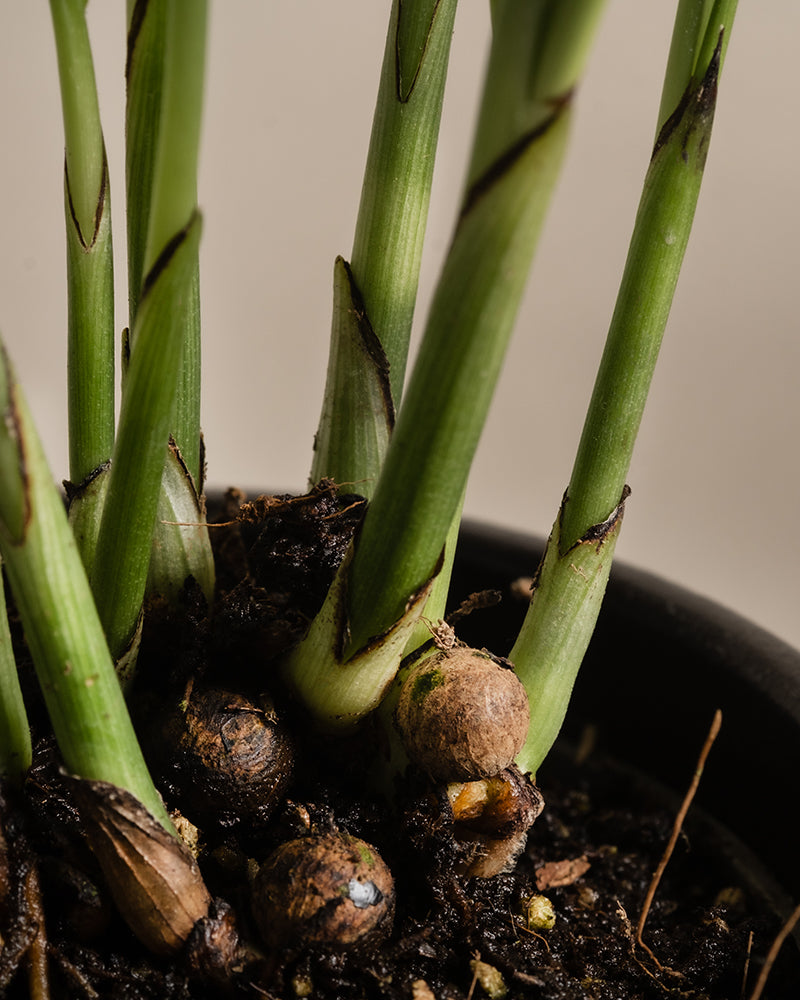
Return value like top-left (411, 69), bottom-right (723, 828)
top-left (161, 685), bottom-right (295, 827)
top-left (394, 647), bottom-right (529, 783)
top-left (251, 832), bottom-right (394, 951)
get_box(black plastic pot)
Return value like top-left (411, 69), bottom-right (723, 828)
top-left (451, 521), bottom-right (800, 916)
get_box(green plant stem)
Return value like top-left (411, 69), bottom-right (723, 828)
top-left (658, 0), bottom-right (714, 132)
top-left (310, 0), bottom-right (458, 495)
top-left (141, 0), bottom-right (205, 485)
top-left (126, 0), bottom-right (166, 327)
top-left (309, 258), bottom-right (395, 499)
top-left (511, 489), bottom-right (627, 776)
top-left (91, 214), bottom-right (207, 666)
top-left (658, 0), bottom-right (736, 136)
top-left (513, 3), bottom-right (737, 777)
top-left (49, 0), bottom-right (115, 498)
top-left (404, 487), bottom-right (465, 654)
top-left (285, 1), bottom-right (607, 727)
top-left (0, 567), bottom-right (32, 784)
top-left (0, 342), bottom-right (171, 830)
top-left (344, 0), bottom-right (607, 659)
top-left (561, 15), bottom-right (733, 552)
top-left (473, 0), bottom-right (606, 184)
top-left (353, 0), bottom-right (457, 397)
top-left (89, 2), bottom-right (211, 664)
top-left (397, 0), bottom-right (605, 657)
top-left (127, 0), bottom-right (204, 487)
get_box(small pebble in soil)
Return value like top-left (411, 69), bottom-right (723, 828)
top-left (470, 957), bottom-right (508, 998)
top-left (524, 892), bottom-right (556, 930)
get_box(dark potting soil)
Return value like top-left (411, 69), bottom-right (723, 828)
top-left (1, 484), bottom-right (797, 998)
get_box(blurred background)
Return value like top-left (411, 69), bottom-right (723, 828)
top-left (1, 3), bottom-right (798, 649)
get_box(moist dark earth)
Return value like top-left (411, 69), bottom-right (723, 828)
top-left (1, 484), bottom-right (797, 998)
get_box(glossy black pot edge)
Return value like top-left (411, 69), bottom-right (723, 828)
top-left (452, 520), bottom-right (800, 903)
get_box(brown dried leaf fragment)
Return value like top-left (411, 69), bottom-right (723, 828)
top-left (446, 589), bottom-right (502, 625)
top-left (70, 777), bottom-right (211, 955)
top-left (535, 855), bottom-right (591, 890)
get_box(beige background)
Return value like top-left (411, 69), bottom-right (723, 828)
top-left (1, 4), bottom-right (798, 650)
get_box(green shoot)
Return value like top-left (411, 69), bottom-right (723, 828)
top-left (132, 0), bottom-right (205, 485)
top-left (311, 0), bottom-right (459, 495)
top-left (90, 212), bottom-right (208, 664)
top-left (49, 0), bottom-right (115, 566)
top-left (562, 0), bottom-right (737, 550)
top-left (0, 341), bottom-right (172, 830)
top-left (343, 0), bottom-right (608, 659)
top-left (284, 0), bottom-right (608, 727)
top-left (125, 0), bottom-right (166, 328)
top-left (89, 1), bottom-right (212, 664)
top-left (513, 0), bottom-right (738, 777)
top-left (0, 567), bottom-right (32, 784)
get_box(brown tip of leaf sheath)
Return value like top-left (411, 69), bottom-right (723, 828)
top-left (340, 258), bottom-right (395, 429)
top-left (70, 777), bottom-right (211, 956)
top-left (460, 97), bottom-right (571, 220)
top-left (652, 30), bottom-right (722, 161)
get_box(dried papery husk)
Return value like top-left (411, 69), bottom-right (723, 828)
top-left (70, 777), bottom-right (211, 955)
top-left (447, 765), bottom-right (544, 877)
top-left (394, 646), bottom-right (529, 782)
top-left (159, 684), bottom-right (295, 828)
top-left (251, 831), bottom-right (394, 952)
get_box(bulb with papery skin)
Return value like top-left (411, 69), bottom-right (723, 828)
top-left (394, 647), bottom-right (530, 782)
top-left (251, 832), bottom-right (394, 952)
top-left (158, 684), bottom-right (295, 828)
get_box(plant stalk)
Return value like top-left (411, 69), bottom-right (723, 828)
top-left (513, 2), bottom-right (738, 776)
top-left (0, 567), bottom-right (32, 784)
top-left (561, 15), bottom-right (733, 551)
top-left (137, 0), bottom-right (206, 486)
top-left (285, 1), bottom-right (608, 727)
top-left (344, 0), bottom-right (607, 660)
top-left (0, 341), bottom-right (172, 830)
top-left (90, 213), bottom-right (208, 665)
top-left (311, 0), bottom-right (459, 495)
top-left (91, 1), bottom-right (213, 664)
top-left (49, 0), bottom-right (115, 564)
